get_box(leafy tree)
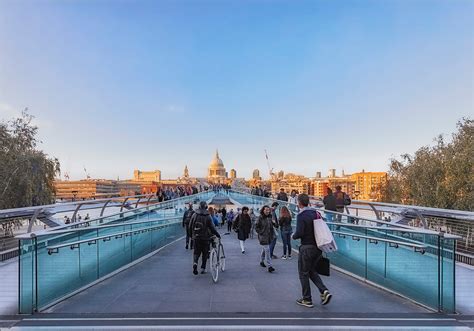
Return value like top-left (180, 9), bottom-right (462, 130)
top-left (385, 118), bottom-right (473, 211)
top-left (0, 109), bottom-right (60, 209)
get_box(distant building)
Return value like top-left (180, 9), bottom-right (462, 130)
top-left (134, 169), bottom-right (161, 182)
top-left (351, 171), bottom-right (388, 201)
top-left (230, 169), bottom-right (237, 179)
top-left (252, 169), bottom-right (261, 180)
top-left (270, 173), bottom-right (310, 195)
top-left (54, 180), bottom-right (118, 200)
top-left (183, 165), bottom-right (189, 178)
top-left (310, 169), bottom-right (387, 201)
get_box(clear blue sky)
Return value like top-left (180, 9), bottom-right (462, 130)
top-left (0, 0), bottom-right (472, 180)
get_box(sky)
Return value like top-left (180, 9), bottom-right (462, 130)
top-left (0, 0), bottom-right (472, 180)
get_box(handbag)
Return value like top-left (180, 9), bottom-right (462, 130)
top-left (313, 214), bottom-right (338, 253)
top-left (316, 256), bottom-right (330, 276)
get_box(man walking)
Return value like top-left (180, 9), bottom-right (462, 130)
top-left (190, 201), bottom-right (221, 275)
top-left (292, 194), bottom-right (332, 307)
top-left (277, 188), bottom-right (288, 202)
top-left (182, 203), bottom-right (195, 250)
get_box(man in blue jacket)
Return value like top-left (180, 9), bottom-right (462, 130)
top-left (292, 194), bottom-right (332, 308)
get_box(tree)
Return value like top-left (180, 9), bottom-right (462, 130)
top-left (385, 118), bottom-right (473, 211)
top-left (0, 109), bottom-right (60, 209)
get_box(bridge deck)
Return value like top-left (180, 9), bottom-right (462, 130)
top-left (49, 227), bottom-right (427, 314)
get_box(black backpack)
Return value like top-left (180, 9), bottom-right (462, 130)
top-left (193, 214), bottom-right (209, 238)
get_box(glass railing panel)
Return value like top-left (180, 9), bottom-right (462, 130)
top-left (441, 238), bottom-right (456, 313)
top-left (19, 238), bottom-right (35, 314)
top-left (97, 224), bottom-right (132, 278)
top-left (37, 232), bottom-right (81, 308)
top-left (328, 223), bottom-right (367, 278)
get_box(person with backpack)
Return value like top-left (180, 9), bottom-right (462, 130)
top-left (189, 201), bottom-right (221, 275)
top-left (233, 206), bottom-right (252, 254)
top-left (256, 205), bottom-right (277, 273)
top-left (292, 194), bottom-right (332, 308)
top-left (182, 203), bottom-right (195, 250)
top-left (334, 185), bottom-right (351, 222)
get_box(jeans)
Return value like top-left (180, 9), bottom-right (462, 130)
top-left (281, 230), bottom-right (292, 256)
top-left (325, 212), bottom-right (334, 222)
top-left (193, 239), bottom-right (210, 269)
top-left (298, 245), bottom-right (328, 301)
top-left (269, 237), bottom-right (277, 257)
top-left (260, 245), bottom-right (272, 267)
top-left (336, 207), bottom-right (344, 222)
top-left (227, 221), bottom-right (233, 232)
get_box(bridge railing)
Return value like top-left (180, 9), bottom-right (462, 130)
top-left (16, 191), bottom-right (215, 314)
top-left (228, 190), bottom-right (459, 313)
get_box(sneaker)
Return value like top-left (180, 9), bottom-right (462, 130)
top-left (287, 255), bottom-right (292, 259)
top-left (193, 264), bottom-right (198, 275)
top-left (281, 255), bottom-right (287, 260)
top-left (321, 290), bottom-right (332, 305)
top-left (271, 255), bottom-right (278, 259)
top-left (185, 245), bottom-right (188, 250)
top-left (268, 266), bottom-right (275, 273)
top-left (242, 251), bottom-right (245, 254)
top-left (260, 261), bottom-right (266, 268)
top-left (200, 269), bottom-right (206, 274)
top-left (296, 298), bottom-right (314, 308)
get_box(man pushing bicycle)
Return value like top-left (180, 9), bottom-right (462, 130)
top-left (190, 201), bottom-right (221, 275)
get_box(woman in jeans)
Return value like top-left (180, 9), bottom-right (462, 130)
top-left (256, 205), bottom-right (277, 273)
top-left (279, 206), bottom-right (293, 259)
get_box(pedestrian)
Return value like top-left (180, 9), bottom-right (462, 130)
top-left (249, 208), bottom-right (257, 239)
top-left (269, 202), bottom-right (280, 258)
top-left (209, 207), bottom-right (219, 227)
top-left (277, 188), bottom-right (288, 202)
top-left (221, 207), bottom-right (227, 227)
top-left (190, 201), bottom-right (221, 275)
top-left (233, 206), bottom-right (252, 253)
top-left (227, 209), bottom-right (235, 234)
top-left (182, 202), bottom-right (195, 250)
top-left (323, 188), bottom-right (337, 222)
top-left (279, 206), bottom-right (293, 259)
top-left (334, 185), bottom-right (351, 222)
top-left (256, 205), bottom-right (277, 273)
top-left (292, 194), bottom-right (332, 307)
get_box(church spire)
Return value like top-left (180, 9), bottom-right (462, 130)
top-left (215, 149), bottom-right (219, 159)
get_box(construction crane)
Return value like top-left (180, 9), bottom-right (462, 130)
top-left (83, 166), bottom-right (91, 180)
top-left (264, 149), bottom-right (275, 179)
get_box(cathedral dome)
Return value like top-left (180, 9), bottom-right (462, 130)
top-left (209, 150), bottom-right (224, 168)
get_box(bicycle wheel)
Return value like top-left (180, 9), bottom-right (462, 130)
top-left (210, 248), bottom-right (219, 283)
top-left (219, 243), bottom-right (226, 272)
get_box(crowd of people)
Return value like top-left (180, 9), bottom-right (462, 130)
top-left (180, 185), bottom-right (352, 308)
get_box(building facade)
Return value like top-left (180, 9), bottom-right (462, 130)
top-left (133, 170), bottom-right (161, 182)
top-left (207, 150), bottom-right (227, 184)
top-left (54, 180), bottom-right (118, 200)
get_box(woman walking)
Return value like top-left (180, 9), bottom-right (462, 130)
top-left (279, 206), bottom-right (293, 259)
top-left (233, 206), bottom-right (252, 253)
top-left (256, 205), bottom-right (278, 273)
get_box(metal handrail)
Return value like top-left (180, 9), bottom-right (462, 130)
top-left (46, 221), bottom-right (180, 254)
top-left (18, 216), bottom-right (183, 239)
top-left (19, 191), bottom-right (212, 238)
top-left (324, 221), bottom-right (462, 240)
top-left (229, 190), bottom-right (464, 239)
top-left (330, 231), bottom-right (427, 252)
top-left (0, 193), bottom-right (155, 214)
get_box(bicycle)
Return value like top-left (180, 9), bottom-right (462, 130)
top-left (209, 236), bottom-right (225, 283)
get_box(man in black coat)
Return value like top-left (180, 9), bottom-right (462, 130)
top-left (190, 201), bottom-right (221, 275)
